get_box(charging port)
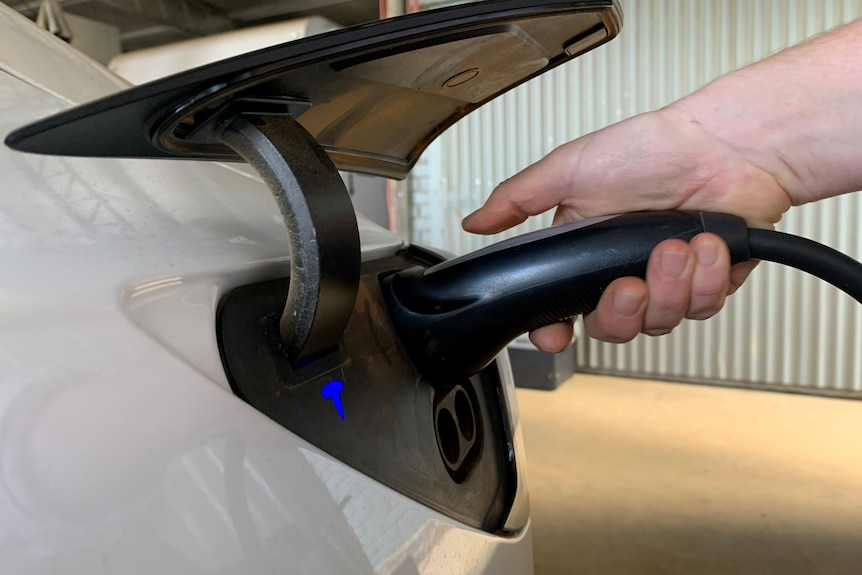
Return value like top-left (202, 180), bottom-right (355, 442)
top-left (434, 384), bottom-right (481, 483)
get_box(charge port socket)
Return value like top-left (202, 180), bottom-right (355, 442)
top-left (434, 383), bottom-right (482, 483)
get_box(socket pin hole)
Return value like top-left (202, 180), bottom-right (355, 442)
top-left (437, 408), bottom-right (460, 465)
top-left (454, 388), bottom-right (475, 442)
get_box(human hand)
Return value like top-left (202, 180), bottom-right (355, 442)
top-left (462, 105), bottom-right (793, 351)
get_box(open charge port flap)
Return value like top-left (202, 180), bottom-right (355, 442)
top-left (217, 253), bottom-right (519, 533)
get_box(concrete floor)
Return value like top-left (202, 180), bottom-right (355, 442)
top-left (516, 375), bottom-right (862, 575)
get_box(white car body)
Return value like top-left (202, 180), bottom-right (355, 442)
top-left (0, 6), bottom-right (533, 574)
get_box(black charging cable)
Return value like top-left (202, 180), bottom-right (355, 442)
top-left (749, 228), bottom-right (862, 303)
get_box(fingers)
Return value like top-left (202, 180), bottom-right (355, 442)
top-left (582, 233), bottom-right (733, 342)
top-left (461, 144), bottom-right (577, 235)
top-left (528, 234), bottom-right (739, 348)
top-left (528, 320), bottom-right (575, 353)
top-left (583, 277), bottom-right (649, 343)
top-left (641, 239), bottom-right (696, 335)
top-left (688, 234), bottom-right (731, 319)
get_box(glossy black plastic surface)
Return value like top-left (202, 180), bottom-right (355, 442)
top-left (5, 0), bottom-right (621, 178)
top-left (382, 211), bottom-right (751, 380)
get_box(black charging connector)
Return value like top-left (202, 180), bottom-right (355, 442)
top-left (382, 210), bottom-right (862, 381)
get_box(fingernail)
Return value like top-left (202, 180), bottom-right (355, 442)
top-left (614, 291), bottom-right (645, 316)
top-left (461, 211), bottom-right (478, 227)
top-left (661, 251), bottom-right (688, 278)
top-left (696, 242), bottom-right (719, 266)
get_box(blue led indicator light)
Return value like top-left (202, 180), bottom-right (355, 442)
top-left (321, 380), bottom-right (346, 421)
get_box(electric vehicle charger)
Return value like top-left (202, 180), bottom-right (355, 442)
top-left (8, 1), bottom-right (862, 531)
top-left (382, 210), bottom-right (862, 382)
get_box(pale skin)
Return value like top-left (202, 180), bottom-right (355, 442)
top-left (462, 19), bottom-right (862, 352)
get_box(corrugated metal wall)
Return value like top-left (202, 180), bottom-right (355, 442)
top-left (409, 0), bottom-right (862, 396)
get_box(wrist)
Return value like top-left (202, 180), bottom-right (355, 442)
top-left (651, 101), bottom-right (792, 228)
top-left (665, 90), bottom-right (805, 206)
top-left (666, 20), bottom-right (862, 206)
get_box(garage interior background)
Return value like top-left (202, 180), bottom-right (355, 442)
top-left (6, 0), bottom-right (862, 397)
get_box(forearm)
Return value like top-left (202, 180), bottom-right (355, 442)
top-left (668, 19), bottom-right (862, 206)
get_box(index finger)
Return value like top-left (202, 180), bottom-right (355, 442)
top-left (461, 144), bottom-right (578, 234)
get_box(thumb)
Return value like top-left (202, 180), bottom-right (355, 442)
top-left (461, 143), bottom-right (579, 235)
